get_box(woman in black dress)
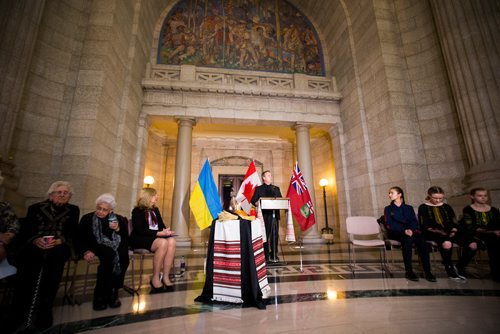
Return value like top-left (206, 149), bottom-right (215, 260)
top-left (130, 188), bottom-right (176, 292)
top-left (79, 193), bottom-right (129, 310)
top-left (461, 188), bottom-right (500, 281)
top-left (418, 186), bottom-right (476, 280)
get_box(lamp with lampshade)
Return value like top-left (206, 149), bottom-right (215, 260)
top-left (144, 176), bottom-right (155, 188)
top-left (319, 178), bottom-right (334, 243)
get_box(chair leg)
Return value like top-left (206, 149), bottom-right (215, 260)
top-left (123, 255), bottom-right (138, 296)
top-left (137, 254), bottom-right (145, 292)
top-left (82, 261), bottom-right (91, 297)
top-left (62, 260), bottom-right (80, 305)
top-left (349, 244), bottom-right (356, 273)
top-left (380, 247), bottom-right (390, 276)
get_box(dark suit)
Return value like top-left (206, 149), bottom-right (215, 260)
top-left (251, 184), bottom-right (282, 260)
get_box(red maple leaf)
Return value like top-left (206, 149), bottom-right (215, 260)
top-left (243, 182), bottom-right (256, 202)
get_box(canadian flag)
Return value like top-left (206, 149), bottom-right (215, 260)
top-left (236, 161), bottom-right (261, 214)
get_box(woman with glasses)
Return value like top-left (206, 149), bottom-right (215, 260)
top-left (130, 188), bottom-right (176, 293)
top-left (10, 181), bottom-right (79, 332)
top-left (418, 186), bottom-right (476, 280)
top-left (78, 193), bottom-right (129, 310)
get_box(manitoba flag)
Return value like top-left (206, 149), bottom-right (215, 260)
top-left (286, 161), bottom-right (315, 231)
top-left (236, 161), bottom-right (261, 214)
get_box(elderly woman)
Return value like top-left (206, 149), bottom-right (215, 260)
top-left (79, 193), bottom-right (129, 311)
top-left (131, 188), bottom-right (176, 293)
top-left (11, 181), bottom-right (79, 332)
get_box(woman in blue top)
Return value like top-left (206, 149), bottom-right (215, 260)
top-left (384, 186), bottom-right (436, 282)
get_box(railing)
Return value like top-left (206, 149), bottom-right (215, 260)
top-left (145, 64), bottom-right (340, 100)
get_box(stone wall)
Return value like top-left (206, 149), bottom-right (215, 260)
top-left (9, 0), bottom-right (91, 210)
top-left (298, 0), bottom-right (466, 218)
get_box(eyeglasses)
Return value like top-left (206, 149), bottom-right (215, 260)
top-left (52, 191), bottom-right (70, 196)
top-left (96, 205), bottom-right (111, 213)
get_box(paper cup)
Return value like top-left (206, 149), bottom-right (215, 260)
top-left (43, 235), bottom-right (54, 244)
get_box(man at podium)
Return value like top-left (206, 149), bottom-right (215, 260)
top-left (251, 170), bottom-right (282, 262)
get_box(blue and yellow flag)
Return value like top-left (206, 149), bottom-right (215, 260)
top-left (189, 159), bottom-right (222, 230)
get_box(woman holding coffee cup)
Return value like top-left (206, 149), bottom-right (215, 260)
top-left (78, 193), bottom-right (129, 311)
top-left (10, 181), bottom-right (79, 332)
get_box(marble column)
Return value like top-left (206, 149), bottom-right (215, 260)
top-left (170, 118), bottom-right (196, 247)
top-left (294, 123), bottom-right (322, 243)
top-left (430, 0), bottom-right (500, 205)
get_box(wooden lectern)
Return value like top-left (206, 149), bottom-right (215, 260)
top-left (259, 197), bottom-right (290, 266)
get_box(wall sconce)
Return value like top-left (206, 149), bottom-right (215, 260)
top-left (319, 178), bottom-right (334, 244)
top-left (144, 175), bottom-right (155, 188)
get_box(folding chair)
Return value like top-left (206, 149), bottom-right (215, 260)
top-left (346, 216), bottom-right (387, 274)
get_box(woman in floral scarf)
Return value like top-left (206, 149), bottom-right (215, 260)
top-left (79, 193), bottom-right (129, 310)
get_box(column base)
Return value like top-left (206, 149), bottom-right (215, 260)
top-left (175, 238), bottom-right (192, 247)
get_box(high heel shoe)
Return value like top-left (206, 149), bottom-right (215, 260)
top-left (162, 280), bottom-right (174, 292)
top-left (150, 280), bottom-right (164, 294)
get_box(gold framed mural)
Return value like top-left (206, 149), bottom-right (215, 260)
top-left (158, 0), bottom-right (324, 76)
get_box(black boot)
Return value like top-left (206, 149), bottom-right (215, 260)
top-left (93, 296), bottom-right (107, 311)
top-left (34, 295), bottom-right (54, 331)
top-left (457, 247), bottom-right (476, 278)
top-left (108, 288), bottom-right (121, 308)
top-left (445, 265), bottom-right (463, 281)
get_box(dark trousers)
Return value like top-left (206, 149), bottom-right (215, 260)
top-left (263, 211), bottom-right (279, 260)
top-left (425, 232), bottom-right (477, 269)
top-left (388, 230), bottom-right (431, 273)
top-left (480, 234), bottom-right (500, 280)
top-left (93, 243), bottom-right (130, 303)
top-left (12, 243), bottom-right (71, 328)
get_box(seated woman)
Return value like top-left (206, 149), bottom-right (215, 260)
top-left (130, 188), bottom-right (176, 293)
top-left (461, 188), bottom-right (500, 282)
top-left (384, 186), bottom-right (436, 282)
top-left (418, 186), bottom-right (476, 280)
top-left (79, 193), bottom-right (130, 310)
top-left (11, 181), bottom-right (79, 332)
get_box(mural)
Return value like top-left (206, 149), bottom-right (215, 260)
top-left (158, 0), bottom-right (324, 76)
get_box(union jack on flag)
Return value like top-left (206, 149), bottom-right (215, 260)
top-left (286, 161), bottom-right (316, 231)
top-left (290, 164), bottom-right (308, 195)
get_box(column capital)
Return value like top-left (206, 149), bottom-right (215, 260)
top-left (175, 117), bottom-right (197, 127)
top-left (292, 122), bottom-right (312, 131)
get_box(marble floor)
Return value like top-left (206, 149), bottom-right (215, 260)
top-left (25, 242), bottom-right (500, 333)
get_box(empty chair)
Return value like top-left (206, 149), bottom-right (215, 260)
top-left (346, 216), bottom-right (387, 273)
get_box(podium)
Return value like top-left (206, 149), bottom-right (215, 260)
top-left (260, 197), bottom-right (290, 210)
top-left (259, 197), bottom-right (291, 267)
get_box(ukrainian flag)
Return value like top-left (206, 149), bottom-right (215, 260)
top-left (189, 159), bottom-right (222, 230)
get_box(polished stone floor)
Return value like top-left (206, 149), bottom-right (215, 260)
top-left (41, 242), bottom-right (500, 333)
